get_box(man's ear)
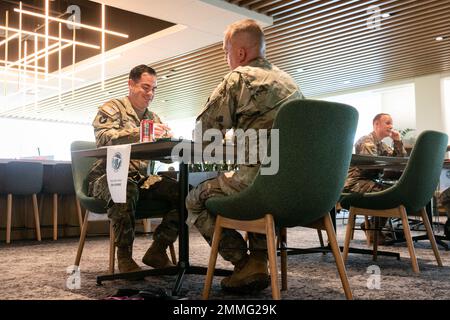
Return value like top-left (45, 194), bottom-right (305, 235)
top-left (238, 47), bottom-right (247, 64)
top-left (128, 79), bottom-right (134, 90)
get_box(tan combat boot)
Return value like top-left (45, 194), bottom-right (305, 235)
top-left (220, 251), bottom-right (270, 293)
top-left (117, 246), bottom-right (142, 273)
top-left (142, 240), bottom-right (175, 269)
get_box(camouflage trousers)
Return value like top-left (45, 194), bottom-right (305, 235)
top-left (89, 173), bottom-right (180, 247)
top-left (343, 179), bottom-right (390, 228)
top-left (439, 187), bottom-right (450, 213)
top-left (185, 172), bottom-right (267, 266)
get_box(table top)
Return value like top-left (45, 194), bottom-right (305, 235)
top-left (71, 140), bottom-right (184, 160)
top-left (72, 141), bottom-right (450, 170)
top-left (350, 154), bottom-right (409, 169)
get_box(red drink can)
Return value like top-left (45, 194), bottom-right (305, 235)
top-left (140, 119), bottom-right (154, 142)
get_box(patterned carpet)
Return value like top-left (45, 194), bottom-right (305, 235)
top-left (1, 221), bottom-right (449, 300)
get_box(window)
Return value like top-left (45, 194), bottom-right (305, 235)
top-left (318, 84), bottom-right (416, 144)
top-left (0, 118), bottom-right (93, 160)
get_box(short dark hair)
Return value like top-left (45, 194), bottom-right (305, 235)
top-left (129, 64), bottom-right (156, 82)
top-left (373, 113), bottom-right (390, 125)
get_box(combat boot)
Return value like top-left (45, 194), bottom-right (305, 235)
top-left (117, 246), bottom-right (142, 273)
top-left (142, 240), bottom-right (175, 269)
top-left (221, 251), bottom-right (270, 293)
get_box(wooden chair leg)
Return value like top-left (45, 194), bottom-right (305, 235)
top-left (280, 227), bottom-right (287, 291)
top-left (169, 243), bottom-right (177, 265)
top-left (317, 228), bottom-right (328, 256)
top-left (243, 231), bottom-right (248, 243)
top-left (32, 194), bottom-right (41, 241)
top-left (324, 213), bottom-right (353, 300)
top-left (399, 206), bottom-right (419, 273)
top-left (350, 214), bottom-right (356, 240)
top-left (75, 198), bottom-right (83, 231)
top-left (6, 194), bottom-right (12, 244)
top-left (364, 216), bottom-right (371, 246)
top-left (142, 218), bottom-right (151, 233)
top-left (343, 207), bottom-right (356, 262)
top-left (317, 229), bottom-right (325, 248)
top-left (74, 210), bottom-right (90, 266)
top-left (109, 221), bottom-right (116, 274)
top-left (53, 193), bottom-right (58, 240)
top-left (202, 215), bottom-right (223, 299)
top-left (420, 207), bottom-right (443, 266)
top-left (265, 214), bottom-right (280, 300)
top-left (372, 216), bottom-right (379, 261)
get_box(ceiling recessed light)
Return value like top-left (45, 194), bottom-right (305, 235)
top-left (436, 36), bottom-right (444, 41)
top-left (381, 13), bottom-right (391, 18)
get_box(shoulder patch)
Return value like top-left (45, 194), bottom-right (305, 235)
top-left (99, 116), bottom-right (108, 124)
top-left (100, 103), bottom-right (119, 117)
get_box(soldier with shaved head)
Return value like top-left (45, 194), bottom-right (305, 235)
top-left (186, 19), bottom-right (304, 294)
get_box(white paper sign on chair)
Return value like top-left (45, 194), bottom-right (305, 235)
top-left (106, 144), bottom-right (131, 203)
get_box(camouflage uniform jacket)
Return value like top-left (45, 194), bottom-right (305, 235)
top-left (196, 57), bottom-right (303, 185)
top-left (87, 96), bottom-right (163, 194)
top-left (344, 131), bottom-right (407, 192)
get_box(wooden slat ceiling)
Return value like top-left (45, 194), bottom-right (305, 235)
top-left (2, 0), bottom-right (450, 124)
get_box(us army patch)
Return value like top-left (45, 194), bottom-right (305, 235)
top-left (100, 104), bottom-right (119, 116)
top-left (99, 116), bottom-right (107, 124)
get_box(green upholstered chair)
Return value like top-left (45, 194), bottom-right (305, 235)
top-left (340, 130), bottom-right (448, 273)
top-left (202, 99), bottom-right (359, 300)
top-left (70, 141), bottom-right (177, 274)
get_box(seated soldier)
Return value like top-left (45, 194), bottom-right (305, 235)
top-left (88, 65), bottom-right (180, 273)
top-left (439, 187), bottom-right (450, 240)
top-left (343, 113), bottom-right (407, 244)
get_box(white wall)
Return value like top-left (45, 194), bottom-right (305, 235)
top-left (0, 118), bottom-right (94, 160)
top-left (414, 74), bottom-right (445, 134)
top-left (320, 84), bottom-right (416, 142)
top-left (442, 77), bottom-right (450, 137)
top-left (0, 115), bottom-right (195, 162)
top-left (166, 116), bottom-right (196, 140)
top-left (379, 84), bottom-right (416, 131)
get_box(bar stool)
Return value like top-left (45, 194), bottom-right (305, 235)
top-left (2, 161), bottom-right (43, 244)
top-left (41, 163), bottom-right (83, 240)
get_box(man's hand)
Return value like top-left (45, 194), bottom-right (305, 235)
top-left (390, 129), bottom-right (401, 141)
top-left (153, 123), bottom-right (173, 139)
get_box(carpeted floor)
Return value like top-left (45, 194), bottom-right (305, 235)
top-left (1, 220), bottom-right (450, 300)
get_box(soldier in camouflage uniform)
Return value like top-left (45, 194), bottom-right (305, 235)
top-left (185, 19), bottom-right (304, 293)
top-left (438, 187), bottom-right (450, 239)
top-left (88, 65), bottom-right (179, 273)
top-left (343, 113), bottom-right (407, 243)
